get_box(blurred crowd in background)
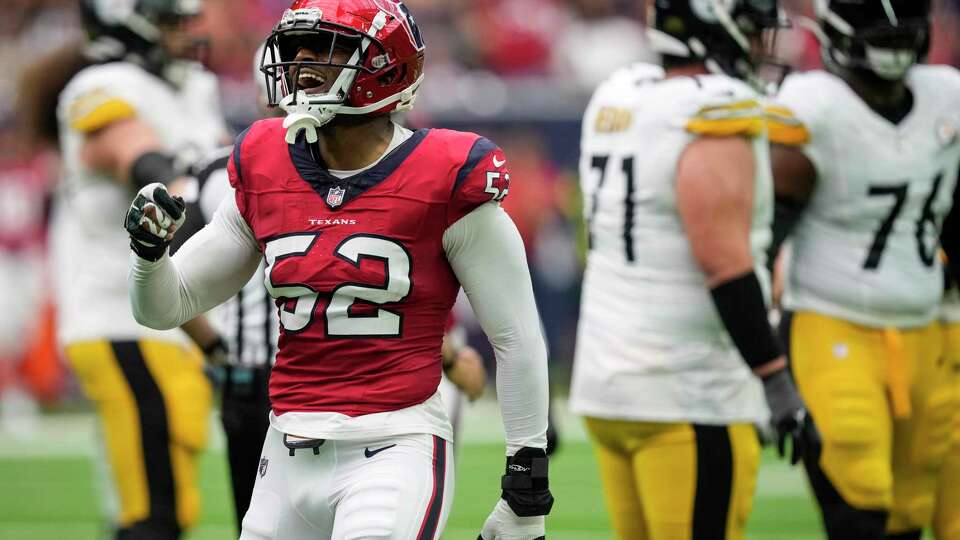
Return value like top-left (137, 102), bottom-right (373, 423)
top-left (2, 0), bottom-right (960, 415)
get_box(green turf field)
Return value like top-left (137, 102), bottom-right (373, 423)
top-left (0, 443), bottom-right (823, 540)
top-left (0, 404), bottom-right (830, 539)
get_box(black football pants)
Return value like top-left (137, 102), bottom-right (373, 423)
top-left (220, 365), bottom-right (271, 536)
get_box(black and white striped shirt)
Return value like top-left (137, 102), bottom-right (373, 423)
top-left (192, 148), bottom-right (279, 368)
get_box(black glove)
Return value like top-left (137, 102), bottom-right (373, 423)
top-left (201, 336), bottom-right (229, 366)
top-left (762, 369), bottom-right (821, 465)
top-left (124, 183), bottom-right (186, 262)
top-left (500, 447), bottom-right (554, 517)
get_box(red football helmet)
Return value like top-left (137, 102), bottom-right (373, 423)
top-left (261, 0), bottom-right (425, 138)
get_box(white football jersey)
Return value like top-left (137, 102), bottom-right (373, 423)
top-left (52, 61), bottom-right (229, 345)
top-left (941, 284), bottom-right (960, 324)
top-left (778, 67), bottom-right (960, 329)
top-left (570, 63), bottom-right (769, 425)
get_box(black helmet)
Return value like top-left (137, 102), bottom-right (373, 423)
top-left (79, 0), bottom-right (205, 84)
top-left (649, 0), bottom-right (785, 88)
top-left (814, 0), bottom-right (931, 80)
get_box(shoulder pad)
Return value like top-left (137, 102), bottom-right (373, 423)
top-left (910, 64), bottom-right (960, 98)
top-left (228, 118), bottom-right (284, 189)
top-left (434, 129), bottom-right (508, 226)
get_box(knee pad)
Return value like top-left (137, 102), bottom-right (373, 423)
top-left (166, 368), bottom-right (212, 451)
top-left (912, 387), bottom-right (959, 469)
top-left (116, 518), bottom-right (181, 540)
top-left (819, 377), bottom-right (892, 507)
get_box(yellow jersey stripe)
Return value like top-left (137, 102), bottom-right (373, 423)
top-left (69, 95), bottom-right (136, 133)
top-left (764, 105), bottom-right (811, 146)
top-left (686, 100), bottom-right (764, 138)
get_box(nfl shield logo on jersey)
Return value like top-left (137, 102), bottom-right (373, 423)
top-left (259, 457), bottom-right (269, 478)
top-left (326, 186), bottom-right (346, 207)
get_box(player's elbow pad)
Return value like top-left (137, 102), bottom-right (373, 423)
top-left (709, 271), bottom-right (783, 370)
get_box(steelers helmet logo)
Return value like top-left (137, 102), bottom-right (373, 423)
top-left (936, 117), bottom-right (958, 147)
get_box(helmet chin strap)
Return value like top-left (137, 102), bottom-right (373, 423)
top-left (280, 11), bottom-right (389, 144)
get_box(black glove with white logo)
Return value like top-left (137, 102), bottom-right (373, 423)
top-left (479, 447), bottom-right (553, 539)
top-left (124, 183), bottom-right (186, 262)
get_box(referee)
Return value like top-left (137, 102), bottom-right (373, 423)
top-left (173, 147), bottom-right (277, 534)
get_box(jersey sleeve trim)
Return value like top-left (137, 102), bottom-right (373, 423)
top-left (452, 137), bottom-right (498, 195)
top-left (764, 105), bottom-right (811, 146)
top-left (68, 93), bottom-right (137, 133)
top-left (231, 126), bottom-right (253, 186)
top-left (685, 99), bottom-right (764, 138)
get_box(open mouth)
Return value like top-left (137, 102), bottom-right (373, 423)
top-left (297, 69), bottom-right (327, 94)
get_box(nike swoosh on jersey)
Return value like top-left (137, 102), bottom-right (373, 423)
top-left (492, 156), bottom-right (506, 167)
top-left (364, 444), bottom-right (397, 458)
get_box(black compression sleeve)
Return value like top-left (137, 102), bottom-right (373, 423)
top-left (767, 197), bottom-right (805, 274)
top-left (710, 271), bottom-right (783, 370)
top-left (130, 151), bottom-right (178, 189)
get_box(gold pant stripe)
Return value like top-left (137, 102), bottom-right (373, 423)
top-left (883, 329), bottom-right (911, 418)
top-left (65, 339), bottom-right (211, 529)
top-left (585, 417), bottom-right (759, 540)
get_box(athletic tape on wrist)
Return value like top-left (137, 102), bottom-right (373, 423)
top-left (501, 447), bottom-right (554, 516)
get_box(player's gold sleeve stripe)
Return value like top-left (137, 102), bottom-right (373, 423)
top-left (69, 96), bottom-right (137, 133)
top-left (764, 105), bottom-right (810, 146)
top-left (686, 99), bottom-right (764, 138)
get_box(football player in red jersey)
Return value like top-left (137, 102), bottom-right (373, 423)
top-left (124, 1), bottom-right (553, 539)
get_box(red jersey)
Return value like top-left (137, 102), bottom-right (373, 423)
top-left (0, 153), bottom-right (51, 253)
top-left (228, 120), bottom-right (510, 416)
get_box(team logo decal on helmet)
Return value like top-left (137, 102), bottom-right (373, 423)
top-left (648, 0), bottom-right (786, 90)
top-left (261, 0), bottom-right (426, 144)
top-left (813, 0), bottom-right (931, 81)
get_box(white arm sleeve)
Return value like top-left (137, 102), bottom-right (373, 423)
top-left (129, 196), bottom-right (263, 329)
top-left (443, 202), bottom-right (549, 455)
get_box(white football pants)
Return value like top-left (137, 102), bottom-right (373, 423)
top-left (240, 426), bottom-right (454, 540)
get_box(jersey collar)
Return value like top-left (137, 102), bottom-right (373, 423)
top-left (288, 128), bottom-right (430, 210)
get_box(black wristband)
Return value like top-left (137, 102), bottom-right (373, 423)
top-left (128, 238), bottom-right (168, 262)
top-left (131, 151), bottom-right (178, 189)
top-left (500, 447), bottom-right (554, 517)
top-left (202, 336), bottom-right (227, 357)
top-left (710, 271), bottom-right (783, 369)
